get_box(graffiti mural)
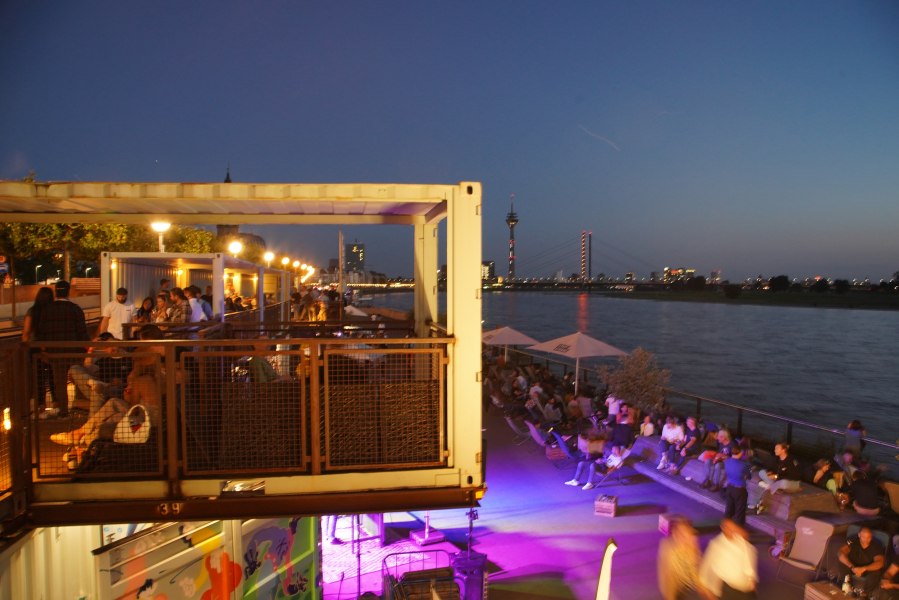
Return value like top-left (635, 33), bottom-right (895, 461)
top-left (97, 518), bottom-right (318, 600)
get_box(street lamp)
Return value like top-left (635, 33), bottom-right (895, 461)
top-left (151, 221), bottom-right (171, 252)
top-left (85, 267), bottom-right (93, 277)
top-left (35, 264), bottom-right (42, 284)
top-left (263, 251), bottom-right (274, 268)
top-left (301, 265), bottom-right (315, 284)
top-left (281, 257), bottom-right (290, 268)
top-left (228, 240), bottom-right (243, 258)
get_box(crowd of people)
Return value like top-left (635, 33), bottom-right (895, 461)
top-left (486, 349), bottom-right (897, 598)
top-left (289, 284), bottom-right (352, 322)
top-left (21, 279), bottom-right (189, 467)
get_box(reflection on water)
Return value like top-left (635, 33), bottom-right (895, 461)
top-left (368, 291), bottom-right (899, 442)
top-left (576, 292), bottom-right (589, 333)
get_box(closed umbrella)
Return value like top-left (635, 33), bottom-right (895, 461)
top-left (528, 331), bottom-right (627, 393)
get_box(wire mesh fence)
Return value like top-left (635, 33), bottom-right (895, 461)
top-left (16, 335), bottom-right (450, 484)
top-left (324, 347), bottom-right (444, 470)
top-left (31, 346), bottom-right (164, 478)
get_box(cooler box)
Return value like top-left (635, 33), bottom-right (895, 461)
top-left (594, 494), bottom-right (617, 517)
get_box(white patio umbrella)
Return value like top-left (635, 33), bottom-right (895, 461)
top-left (528, 331), bottom-right (627, 393)
top-left (482, 326), bottom-right (539, 360)
top-left (344, 304), bottom-right (368, 317)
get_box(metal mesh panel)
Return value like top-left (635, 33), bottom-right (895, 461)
top-left (33, 349), bottom-right (164, 479)
top-left (181, 347), bottom-right (307, 475)
top-left (324, 347), bottom-right (444, 470)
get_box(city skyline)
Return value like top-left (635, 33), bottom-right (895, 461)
top-left (1, 2), bottom-right (897, 281)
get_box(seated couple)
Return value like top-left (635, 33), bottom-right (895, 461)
top-left (51, 325), bottom-right (164, 453)
top-left (50, 372), bottom-right (160, 451)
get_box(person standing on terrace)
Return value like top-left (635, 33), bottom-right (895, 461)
top-left (97, 287), bottom-right (135, 341)
top-left (35, 280), bottom-right (89, 418)
top-left (658, 517), bottom-right (714, 600)
top-left (699, 519), bottom-right (757, 599)
top-left (22, 286), bottom-right (55, 416)
top-left (844, 419), bottom-right (867, 455)
top-left (723, 446), bottom-right (751, 526)
top-left (167, 287), bottom-right (190, 323)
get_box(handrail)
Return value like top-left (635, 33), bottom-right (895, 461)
top-left (665, 388), bottom-right (897, 452)
top-left (499, 346), bottom-right (898, 454)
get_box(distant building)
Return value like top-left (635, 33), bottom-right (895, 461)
top-left (709, 270), bottom-right (722, 284)
top-left (624, 272), bottom-right (636, 283)
top-left (663, 267), bottom-right (696, 283)
top-left (650, 271), bottom-right (660, 282)
top-left (346, 242), bottom-right (365, 272)
top-left (481, 261), bottom-right (495, 282)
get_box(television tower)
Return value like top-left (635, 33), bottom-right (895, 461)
top-left (505, 193), bottom-right (519, 280)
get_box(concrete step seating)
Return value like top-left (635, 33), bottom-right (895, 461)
top-left (628, 436), bottom-right (847, 540)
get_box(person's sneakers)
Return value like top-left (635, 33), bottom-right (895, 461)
top-left (582, 482), bottom-right (595, 491)
top-left (564, 479), bottom-right (580, 486)
top-left (755, 504), bottom-right (767, 515)
top-left (656, 460), bottom-right (668, 470)
top-left (63, 446), bottom-right (84, 471)
top-left (50, 431), bottom-right (79, 446)
top-left (700, 480), bottom-right (711, 489)
top-left (709, 485), bottom-right (721, 493)
top-left (329, 537), bottom-right (345, 545)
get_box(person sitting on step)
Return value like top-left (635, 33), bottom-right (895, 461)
top-left (755, 442), bottom-right (802, 514)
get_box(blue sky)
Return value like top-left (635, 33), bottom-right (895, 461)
top-left (2, 1), bottom-right (897, 281)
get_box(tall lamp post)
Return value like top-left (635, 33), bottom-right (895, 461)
top-left (35, 264), bottom-right (42, 284)
top-left (263, 251), bottom-right (274, 268)
top-left (228, 240), bottom-right (243, 259)
top-left (151, 221), bottom-right (171, 252)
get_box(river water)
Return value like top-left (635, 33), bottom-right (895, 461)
top-left (370, 290), bottom-right (899, 444)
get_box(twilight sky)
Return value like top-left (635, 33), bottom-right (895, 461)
top-left (1, 1), bottom-right (897, 281)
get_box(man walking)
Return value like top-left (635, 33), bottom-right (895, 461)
top-left (700, 519), bottom-right (758, 599)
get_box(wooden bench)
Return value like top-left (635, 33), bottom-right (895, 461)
top-left (628, 435), bottom-right (841, 539)
top-left (746, 476), bottom-right (841, 521)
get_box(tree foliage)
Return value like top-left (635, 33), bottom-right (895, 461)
top-left (167, 226), bottom-right (216, 254)
top-left (598, 347), bottom-right (671, 413)
top-left (769, 275), bottom-right (790, 292)
top-left (811, 278), bottom-right (830, 293)
top-left (0, 222), bottom-right (216, 279)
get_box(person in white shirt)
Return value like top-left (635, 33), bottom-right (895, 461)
top-left (658, 416), bottom-right (686, 470)
top-left (98, 287), bottom-right (135, 340)
top-left (184, 285), bottom-right (209, 323)
top-left (699, 519), bottom-right (758, 599)
top-left (605, 394), bottom-right (621, 424)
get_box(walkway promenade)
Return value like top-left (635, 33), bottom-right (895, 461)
top-left (326, 407), bottom-right (809, 599)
